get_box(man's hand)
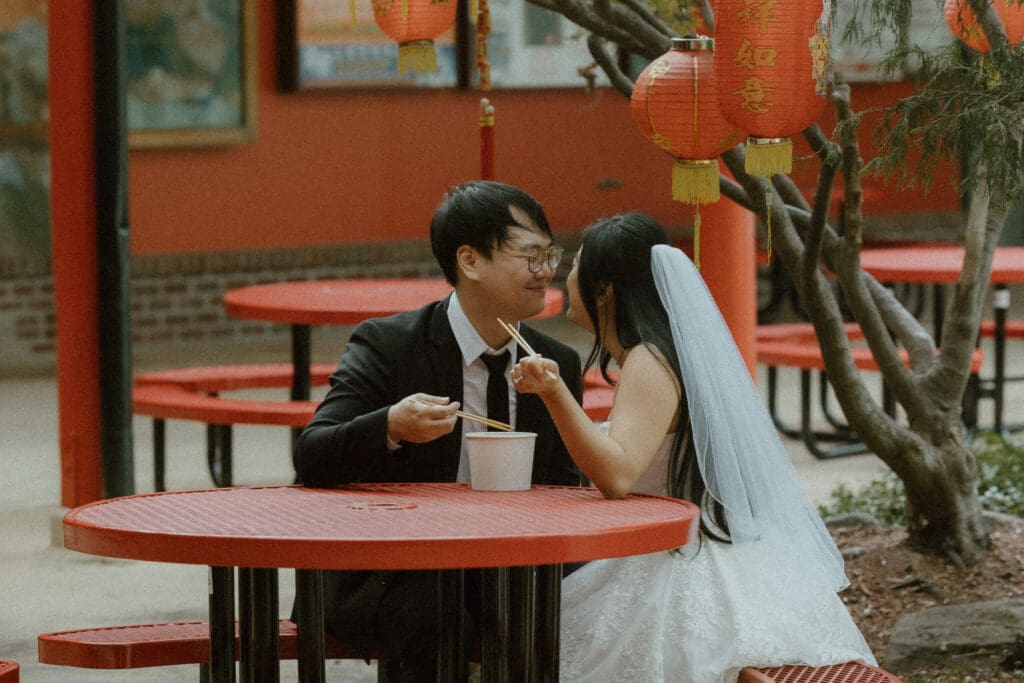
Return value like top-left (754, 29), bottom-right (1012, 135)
top-left (386, 394), bottom-right (460, 444)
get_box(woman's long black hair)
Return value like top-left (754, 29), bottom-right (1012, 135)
top-left (576, 213), bottom-right (730, 541)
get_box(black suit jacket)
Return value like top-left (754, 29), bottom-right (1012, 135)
top-left (292, 296), bottom-right (583, 654)
top-left (294, 295), bottom-right (582, 487)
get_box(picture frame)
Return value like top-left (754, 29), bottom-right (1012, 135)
top-left (126, 0), bottom-right (258, 148)
top-left (0, 1), bottom-right (50, 262)
top-left (277, 0), bottom-right (465, 91)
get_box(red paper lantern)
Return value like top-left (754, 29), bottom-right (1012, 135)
top-left (631, 37), bottom-right (742, 206)
top-left (373, 0), bottom-right (457, 74)
top-left (714, 0), bottom-right (829, 177)
top-left (944, 0), bottom-right (1024, 52)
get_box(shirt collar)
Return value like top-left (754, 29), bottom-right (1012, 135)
top-left (447, 292), bottom-right (517, 366)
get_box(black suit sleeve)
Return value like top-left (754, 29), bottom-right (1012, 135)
top-left (293, 318), bottom-right (399, 487)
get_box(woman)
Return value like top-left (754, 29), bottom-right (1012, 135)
top-left (511, 213), bottom-right (875, 682)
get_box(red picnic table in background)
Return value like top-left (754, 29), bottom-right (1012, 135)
top-left (860, 245), bottom-right (1024, 433)
top-left (223, 279), bottom-right (564, 403)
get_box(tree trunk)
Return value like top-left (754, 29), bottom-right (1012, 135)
top-left (900, 434), bottom-right (989, 567)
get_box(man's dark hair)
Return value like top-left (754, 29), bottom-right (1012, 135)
top-left (430, 181), bottom-right (553, 284)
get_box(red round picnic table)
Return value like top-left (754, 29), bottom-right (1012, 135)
top-left (223, 278), bottom-right (565, 402)
top-left (860, 245), bottom-right (1024, 433)
top-left (62, 483), bottom-right (698, 683)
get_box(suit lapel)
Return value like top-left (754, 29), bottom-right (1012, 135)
top-left (428, 296), bottom-right (465, 479)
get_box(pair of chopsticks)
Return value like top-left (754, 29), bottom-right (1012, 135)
top-left (497, 318), bottom-right (559, 380)
top-left (416, 399), bottom-right (513, 432)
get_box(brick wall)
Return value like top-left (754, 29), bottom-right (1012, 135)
top-left (0, 241), bottom-right (443, 376)
top-left (0, 212), bottom-right (961, 377)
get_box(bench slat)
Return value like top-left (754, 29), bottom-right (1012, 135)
top-left (738, 661), bottom-right (902, 682)
top-left (38, 620), bottom-right (375, 670)
top-left (135, 363), bottom-right (336, 392)
top-left (133, 384), bottom-right (318, 427)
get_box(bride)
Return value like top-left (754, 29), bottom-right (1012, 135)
top-left (511, 213), bottom-right (876, 682)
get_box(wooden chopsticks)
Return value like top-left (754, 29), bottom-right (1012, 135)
top-left (417, 399), bottom-right (513, 432)
top-left (497, 318), bottom-right (559, 380)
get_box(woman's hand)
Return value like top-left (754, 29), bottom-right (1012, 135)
top-left (511, 356), bottom-right (560, 397)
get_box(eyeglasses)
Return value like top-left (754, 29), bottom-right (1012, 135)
top-left (497, 244), bottom-right (564, 273)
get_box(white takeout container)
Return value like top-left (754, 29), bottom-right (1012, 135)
top-left (466, 431), bottom-right (537, 491)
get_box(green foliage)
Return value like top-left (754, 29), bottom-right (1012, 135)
top-left (834, 1), bottom-right (1024, 208)
top-left (819, 434), bottom-right (1024, 525)
top-left (819, 473), bottom-right (908, 527)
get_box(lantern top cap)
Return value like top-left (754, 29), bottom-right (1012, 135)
top-left (671, 36), bottom-right (713, 51)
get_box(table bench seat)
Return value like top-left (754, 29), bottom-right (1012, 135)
top-left (756, 322), bottom-right (983, 459)
top-left (39, 621), bottom-right (900, 683)
top-left (132, 363), bottom-right (336, 491)
top-left (739, 661), bottom-right (902, 682)
top-left (980, 319), bottom-right (1024, 339)
top-left (38, 619), bottom-right (385, 670)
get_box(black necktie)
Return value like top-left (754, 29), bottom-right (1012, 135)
top-left (481, 351), bottom-right (511, 431)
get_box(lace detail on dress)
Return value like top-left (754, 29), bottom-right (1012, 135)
top-left (560, 431), bottom-right (875, 683)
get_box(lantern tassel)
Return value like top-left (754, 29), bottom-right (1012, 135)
top-left (672, 159), bottom-right (719, 205)
top-left (693, 207), bottom-right (701, 271)
top-left (350, 0), bottom-right (356, 25)
top-left (745, 137), bottom-right (793, 177)
top-left (397, 40), bottom-right (438, 74)
top-left (765, 185), bottom-right (773, 263)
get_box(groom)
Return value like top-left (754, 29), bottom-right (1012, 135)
top-left (293, 180), bottom-right (583, 680)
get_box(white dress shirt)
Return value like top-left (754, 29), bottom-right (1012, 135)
top-left (447, 293), bottom-right (518, 482)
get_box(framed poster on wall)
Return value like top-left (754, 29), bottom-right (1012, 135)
top-left (0, 0), bottom-right (50, 262)
top-left (277, 0), bottom-right (462, 90)
top-left (126, 0), bottom-right (258, 148)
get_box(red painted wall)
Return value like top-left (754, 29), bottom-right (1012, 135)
top-left (126, 3), bottom-right (957, 256)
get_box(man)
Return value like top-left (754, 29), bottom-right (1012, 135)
top-left (293, 180), bottom-right (583, 680)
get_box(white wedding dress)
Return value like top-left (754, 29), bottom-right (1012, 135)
top-left (559, 427), bottom-right (877, 683)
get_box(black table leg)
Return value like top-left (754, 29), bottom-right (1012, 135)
top-left (238, 568), bottom-right (251, 682)
top-left (294, 569), bottom-right (325, 683)
top-left (509, 566), bottom-right (536, 681)
top-left (248, 568), bottom-right (280, 683)
top-left (291, 323), bottom-right (312, 451)
top-left (994, 285), bottom-right (1010, 434)
top-left (208, 566), bottom-right (236, 683)
top-left (480, 567), bottom-right (510, 683)
top-left (437, 569), bottom-right (467, 682)
top-left (535, 564), bottom-right (561, 683)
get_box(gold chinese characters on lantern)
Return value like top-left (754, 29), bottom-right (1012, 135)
top-left (714, 0), bottom-right (829, 177)
top-left (630, 37), bottom-right (741, 206)
top-left (373, 0), bottom-right (457, 74)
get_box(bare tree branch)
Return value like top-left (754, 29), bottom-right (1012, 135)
top-left (697, 0), bottom-right (714, 34)
top-left (586, 34), bottom-right (634, 98)
top-left (607, 0), bottom-right (674, 38)
top-left (528, 0), bottom-right (671, 59)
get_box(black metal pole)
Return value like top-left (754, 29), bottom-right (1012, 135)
top-left (93, 0), bottom-right (134, 498)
